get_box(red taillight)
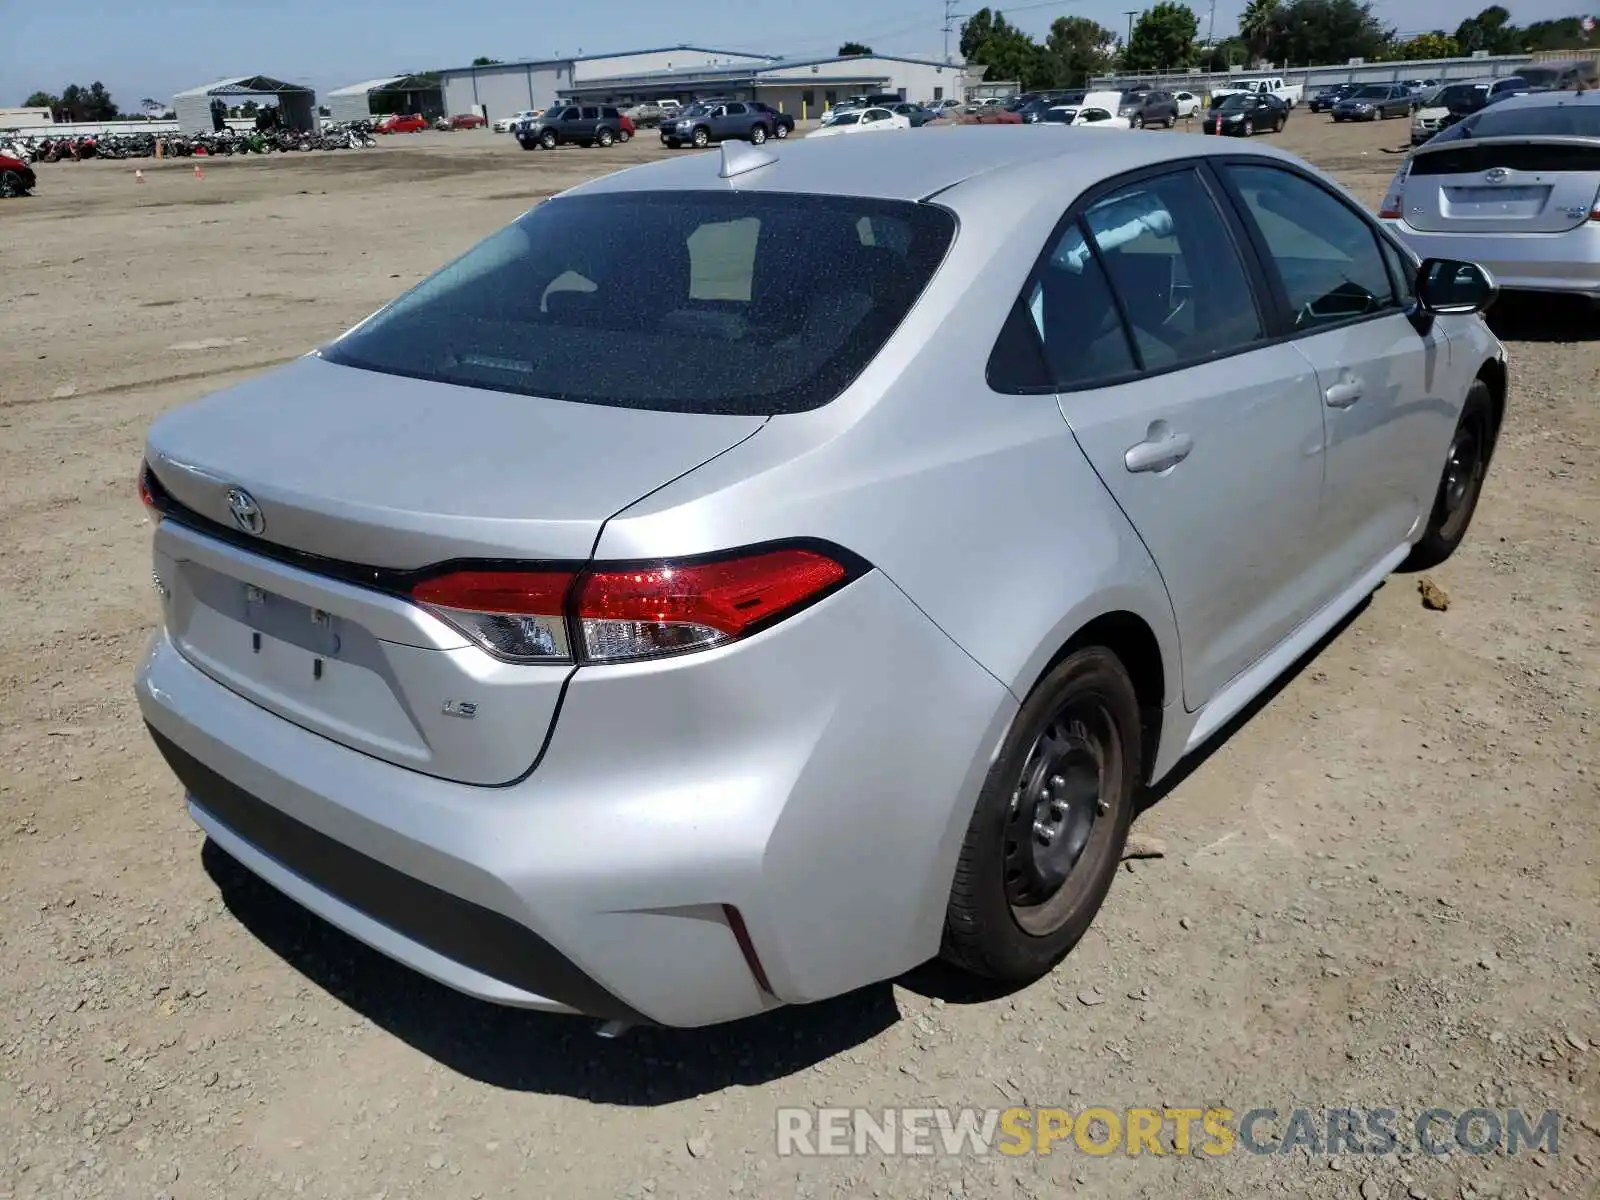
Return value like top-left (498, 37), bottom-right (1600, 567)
top-left (410, 546), bottom-right (855, 665)
top-left (138, 464), bottom-right (160, 517)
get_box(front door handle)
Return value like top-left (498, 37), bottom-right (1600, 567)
top-left (1325, 379), bottom-right (1363, 408)
top-left (1124, 431), bottom-right (1194, 473)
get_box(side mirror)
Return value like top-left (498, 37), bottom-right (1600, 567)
top-left (1416, 258), bottom-right (1497, 314)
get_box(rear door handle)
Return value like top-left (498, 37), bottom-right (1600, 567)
top-left (1124, 431), bottom-right (1194, 473)
top-left (1325, 379), bottom-right (1363, 408)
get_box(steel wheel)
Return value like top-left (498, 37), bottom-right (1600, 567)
top-left (540, 129), bottom-right (558, 150)
top-left (692, 127), bottom-right (710, 148)
top-left (941, 646), bottom-right (1139, 981)
top-left (750, 124), bottom-right (767, 144)
top-left (1243, 118), bottom-right (1254, 136)
top-left (1002, 700), bottom-right (1119, 933)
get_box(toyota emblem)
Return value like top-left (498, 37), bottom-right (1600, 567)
top-left (1484, 167), bottom-right (1509, 183)
top-left (225, 487), bottom-right (265, 535)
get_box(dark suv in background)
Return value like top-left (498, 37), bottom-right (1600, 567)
top-left (1118, 89), bottom-right (1179, 128)
top-left (661, 99), bottom-right (795, 148)
top-left (1309, 83), bottom-right (1358, 113)
top-left (517, 105), bottom-right (625, 149)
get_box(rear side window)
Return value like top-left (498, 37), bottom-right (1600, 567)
top-left (581, 107), bottom-right (600, 119)
top-left (1081, 170), bottom-right (1263, 372)
top-left (320, 191), bottom-right (955, 415)
top-left (1224, 164), bottom-right (1397, 329)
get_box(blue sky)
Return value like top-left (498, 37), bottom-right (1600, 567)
top-left (1, 0), bottom-right (1584, 111)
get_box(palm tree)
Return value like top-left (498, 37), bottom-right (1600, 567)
top-left (1238, 0), bottom-right (1283, 63)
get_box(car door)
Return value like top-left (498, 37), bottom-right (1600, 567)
top-left (1216, 161), bottom-right (1447, 593)
top-left (1031, 166), bottom-right (1328, 708)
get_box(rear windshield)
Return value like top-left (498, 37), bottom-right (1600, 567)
top-left (320, 191), bottom-right (955, 415)
top-left (1451, 102), bottom-right (1600, 140)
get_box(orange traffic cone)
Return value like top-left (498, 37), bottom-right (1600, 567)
top-left (135, 169), bottom-right (145, 184)
top-left (193, 163), bottom-right (204, 180)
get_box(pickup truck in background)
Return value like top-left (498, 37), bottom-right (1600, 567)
top-left (1208, 76), bottom-right (1304, 109)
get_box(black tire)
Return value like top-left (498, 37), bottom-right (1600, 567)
top-left (1405, 380), bottom-right (1496, 570)
top-left (519, 138), bottom-right (537, 151)
top-left (774, 122), bottom-right (790, 139)
top-left (617, 128), bottom-right (631, 142)
top-left (1129, 113), bottom-right (1144, 129)
top-left (749, 123), bottom-right (768, 145)
top-left (540, 129), bottom-right (558, 151)
top-left (941, 647), bottom-right (1141, 982)
top-left (664, 138), bottom-right (680, 149)
top-left (1274, 115), bottom-right (1285, 133)
top-left (596, 128), bottom-right (614, 147)
top-left (0, 169), bottom-right (25, 198)
top-left (691, 126), bottom-right (710, 148)
top-left (1164, 113), bottom-right (1176, 128)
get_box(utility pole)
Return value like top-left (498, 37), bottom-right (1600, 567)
top-left (1124, 9), bottom-right (1139, 46)
top-left (942, 0), bottom-right (968, 63)
top-left (1204, 0), bottom-right (1217, 47)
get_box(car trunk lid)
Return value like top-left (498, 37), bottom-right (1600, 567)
top-left (1403, 138), bottom-right (1600, 233)
top-left (145, 354), bottom-right (764, 784)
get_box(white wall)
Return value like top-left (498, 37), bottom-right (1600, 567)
top-left (442, 63), bottom-right (569, 121)
top-left (571, 48), bottom-right (772, 83)
top-left (758, 58), bottom-right (968, 103)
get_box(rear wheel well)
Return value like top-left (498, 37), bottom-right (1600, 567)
top-left (1037, 613), bottom-right (1166, 783)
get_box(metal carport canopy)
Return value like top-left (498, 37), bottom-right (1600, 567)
top-left (172, 75), bottom-right (314, 97)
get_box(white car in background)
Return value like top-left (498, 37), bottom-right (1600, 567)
top-left (807, 107), bottom-right (911, 136)
top-left (1039, 104), bottom-right (1131, 129)
top-left (1174, 91), bottom-right (1201, 118)
top-left (494, 110), bottom-right (538, 133)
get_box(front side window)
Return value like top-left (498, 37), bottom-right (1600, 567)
top-left (320, 191), bottom-right (955, 415)
top-left (1224, 164), bottom-right (1397, 330)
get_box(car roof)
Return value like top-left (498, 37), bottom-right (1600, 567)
top-left (562, 125), bottom-right (1304, 204)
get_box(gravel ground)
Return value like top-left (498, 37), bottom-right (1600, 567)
top-left (1, 120), bottom-right (1596, 1200)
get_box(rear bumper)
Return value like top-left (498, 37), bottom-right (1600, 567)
top-left (137, 569), bottom-right (1015, 1027)
top-left (1383, 218), bottom-right (1600, 299)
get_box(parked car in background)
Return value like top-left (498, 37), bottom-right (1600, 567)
top-left (494, 110), bottom-right (539, 133)
top-left (0, 151), bottom-right (36, 197)
top-left (927, 98), bottom-right (963, 117)
top-left (1432, 76), bottom-right (1530, 133)
top-left (1518, 60), bottom-right (1599, 91)
top-left (1204, 92), bottom-right (1289, 135)
top-left (617, 113), bottom-right (636, 142)
top-left (1209, 75), bottom-right (1302, 109)
top-left (135, 127), bottom-right (1507, 1031)
top-left (887, 102), bottom-right (936, 127)
top-left (1118, 89), bottom-right (1179, 128)
top-left (517, 105), bottom-right (625, 150)
top-left (1309, 83), bottom-right (1358, 113)
top-left (1038, 104), bottom-right (1130, 128)
top-left (624, 102), bottom-right (665, 128)
top-left (439, 113), bottom-right (486, 130)
top-left (1382, 89), bottom-right (1600, 303)
top-left (376, 114), bottom-right (427, 134)
top-left (662, 100), bottom-right (794, 148)
top-left (1173, 90), bottom-right (1201, 117)
top-left (806, 106), bottom-right (911, 137)
top-left (1331, 84), bottom-right (1413, 122)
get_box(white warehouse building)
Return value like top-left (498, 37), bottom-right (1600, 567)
top-left (438, 45), bottom-right (978, 123)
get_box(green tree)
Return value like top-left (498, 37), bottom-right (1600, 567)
top-left (1197, 37), bottom-right (1250, 71)
top-left (1278, 0), bottom-right (1392, 64)
top-left (1521, 17), bottom-right (1589, 51)
top-left (1453, 5), bottom-right (1520, 55)
top-left (1043, 16), bottom-right (1117, 86)
top-left (1122, 2), bottom-right (1200, 71)
top-left (959, 8), bottom-right (1051, 87)
top-left (471, 56), bottom-right (502, 66)
top-left (51, 82), bottom-right (119, 120)
top-left (1238, 0), bottom-right (1284, 61)
top-left (837, 42), bottom-right (873, 55)
top-left (23, 90), bottom-right (59, 109)
top-left (960, 8), bottom-right (999, 61)
top-left (1390, 30), bottom-right (1459, 59)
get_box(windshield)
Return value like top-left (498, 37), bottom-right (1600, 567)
top-left (319, 191), bottom-right (955, 416)
top-left (1436, 83), bottom-right (1489, 108)
top-left (1119, 90), bottom-right (1148, 103)
top-left (831, 112), bottom-right (861, 125)
top-left (1352, 85), bottom-right (1390, 99)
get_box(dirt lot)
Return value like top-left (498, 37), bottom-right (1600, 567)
top-left (1, 121), bottom-right (1597, 1200)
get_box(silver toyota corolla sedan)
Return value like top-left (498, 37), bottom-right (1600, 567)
top-left (1382, 89), bottom-right (1600, 301)
top-left (136, 128), bottom-right (1507, 1029)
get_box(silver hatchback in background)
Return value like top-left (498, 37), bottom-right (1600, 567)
top-left (138, 130), bottom-right (1507, 1029)
top-left (1383, 90), bottom-right (1600, 301)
